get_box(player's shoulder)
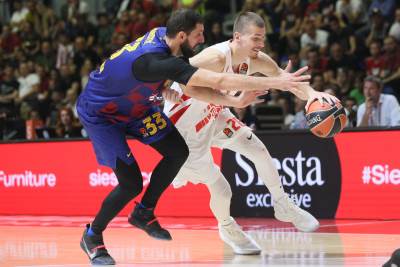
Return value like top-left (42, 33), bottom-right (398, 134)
top-left (195, 45), bottom-right (226, 61)
top-left (189, 46), bottom-right (226, 71)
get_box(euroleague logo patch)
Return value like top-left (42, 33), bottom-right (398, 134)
top-left (223, 127), bottom-right (233, 137)
top-left (239, 63), bottom-right (248, 75)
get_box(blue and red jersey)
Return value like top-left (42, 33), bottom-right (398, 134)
top-left (78, 27), bottom-right (169, 124)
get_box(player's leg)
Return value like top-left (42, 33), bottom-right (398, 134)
top-left (206, 172), bottom-right (261, 255)
top-left (160, 117), bottom-right (260, 254)
top-left (127, 111), bottom-right (189, 240)
top-left (214, 112), bottom-right (319, 232)
top-left (79, 121), bottom-right (142, 265)
top-left (91, 158), bottom-right (144, 233)
top-left (81, 159), bottom-right (143, 265)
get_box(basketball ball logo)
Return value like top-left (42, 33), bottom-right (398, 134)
top-left (306, 100), bottom-right (347, 138)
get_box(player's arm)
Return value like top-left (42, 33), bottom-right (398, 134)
top-left (179, 84), bottom-right (265, 108)
top-left (251, 51), bottom-right (339, 110)
top-left (133, 52), bottom-right (310, 94)
top-left (176, 48), bottom-right (264, 107)
top-left (188, 47), bottom-right (311, 94)
top-left (133, 51), bottom-right (240, 106)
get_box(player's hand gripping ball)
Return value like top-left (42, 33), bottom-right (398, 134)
top-left (306, 99), bottom-right (347, 138)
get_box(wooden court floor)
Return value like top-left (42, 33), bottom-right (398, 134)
top-left (0, 216), bottom-right (399, 266)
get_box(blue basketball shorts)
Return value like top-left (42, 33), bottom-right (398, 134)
top-left (78, 105), bottom-right (173, 169)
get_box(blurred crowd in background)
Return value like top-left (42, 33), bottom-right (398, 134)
top-left (0, 0), bottom-right (400, 141)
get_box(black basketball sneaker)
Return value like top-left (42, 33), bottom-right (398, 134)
top-left (128, 202), bottom-right (172, 240)
top-left (80, 224), bottom-right (116, 265)
top-left (383, 248), bottom-right (400, 267)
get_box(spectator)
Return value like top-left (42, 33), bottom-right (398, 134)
top-left (325, 42), bottom-right (357, 85)
top-left (46, 88), bottom-right (65, 128)
top-left (277, 0), bottom-right (303, 55)
top-left (349, 74), bottom-right (365, 105)
top-left (9, 1), bottom-right (29, 32)
top-left (35, 40), bottom-right (56, 72)
top-left (0, 65), bottom-right (19, 116)
top-left (19, 21), bottom-right (40, 59)
top-left (96, 13), bottom-right (114, 47)
top-left (277, 96), bottom-right (295, 128)
top-left (290, 97), bottom-right (308, 129)
top-left (55, 106), bottom-right (84, 138)
top-left (300, 17), bottom-right (329, 56)
top-left (380, 36), bottom-right (400, 96)
top-left (342, 96), bottom-right (358, 127)
top-left (327, 15), bottom-right (356, 55)
top-left (311, 73), bottom-right (325, 92)
top-left (0, 24), bottom-right (22, 54)
top-left (61, 0), bottom-right (89, 23)
top-left (25, 0), bottom-right (42, 34)
top-left (357, 76), bottom-right (400, 127)
top-left (62, 81), bottom-right (80, 118)
top-left (368, 0), bottom-right (396, 19)
top-left (58, 63), bottom-right (78, 93)
top-left (365, 39), bottom-right (385, 76)
top-left (68, 13), bottom-right (96, 46)
top-left (335, 0), bottom-right (367, 28)
top-left (73, 36), bottom-right (99, 69)
top-left (335, 68), bottom-right (352, 96)
top-left (305, 48), bottom-right (328, 75)
top-left (79, 59), bottom-right (93, 90)
top-left (132, 12), bottom-right (148, 40)
top-left (360, 8), bottom-right (390, 48)
top-left (56, 32), bottom-right (74, 69)
top-left (16, 62), bottom-right (40, 107)
top-left (389, 8), bottom-right (400, 41)
top-left (115, 10), bottom-right (134, 36)
top-left (205, 21), bottom-right (226, 46)
top-left (36, 3), bottom-right (58, 39)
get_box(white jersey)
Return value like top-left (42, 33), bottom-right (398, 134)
top-left (163, 41), bottom-right (251, 135)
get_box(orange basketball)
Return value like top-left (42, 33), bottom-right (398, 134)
top-left (306, 100), bottom-right (347, 138)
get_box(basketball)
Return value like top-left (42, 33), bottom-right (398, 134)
top-left (306, 99), bottom-right (347, 138)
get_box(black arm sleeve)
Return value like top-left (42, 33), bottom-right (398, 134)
top-left (132, 53), bottom-right (198, 85)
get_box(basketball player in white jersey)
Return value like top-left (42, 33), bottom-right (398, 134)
top-left (163, 12), bottom-right (338, 255)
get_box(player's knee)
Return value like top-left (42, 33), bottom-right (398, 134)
top-left (114, 159), bottom-right (144, 197)
top-left (120, 178), bottom-right (143, 197)
top-left (210, 178), bottom-right (232, 202)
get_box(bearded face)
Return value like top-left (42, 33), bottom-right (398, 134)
top-left (180, 39), bottom-right (195, 58)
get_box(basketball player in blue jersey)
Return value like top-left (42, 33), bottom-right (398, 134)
top-left (77, 9), bottom-right (311, 265)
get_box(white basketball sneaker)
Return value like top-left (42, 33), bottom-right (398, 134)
top-left (218, 217), bottom-right (261, 255)
top-left (274, 195), bottom-right (320, 232)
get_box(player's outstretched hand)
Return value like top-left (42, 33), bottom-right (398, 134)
top-left (305, 91), bottom-right (340, 111)
top-left (235, 90), bottom-right (268, 108)
top-left (162, 88), bottom-right (182, 104)
top-left (269, 61), bottom-right (310, 95)
top-left (279, 60), bottom-right (309, 99)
